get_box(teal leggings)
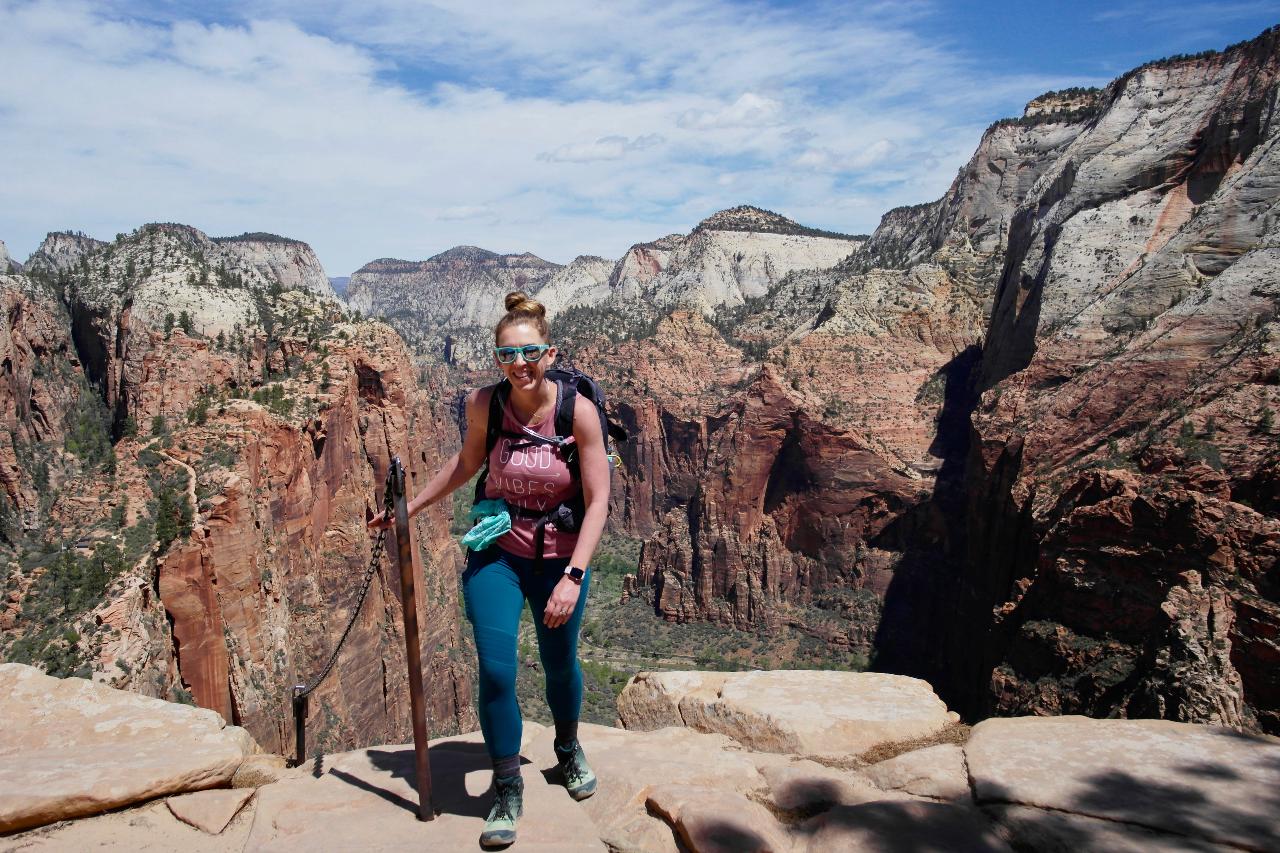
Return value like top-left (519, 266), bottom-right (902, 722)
top-left (462, 546), bottom-right (590, 760)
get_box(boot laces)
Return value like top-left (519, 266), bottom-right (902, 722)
top-left (559, 744), bottom-right (587, 784)
top-left (489, 780), bottom-right (520, 822)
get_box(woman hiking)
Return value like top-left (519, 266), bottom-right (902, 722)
top-left (369, 291), bottom-right (608, 848)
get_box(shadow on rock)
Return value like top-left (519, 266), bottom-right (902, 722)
top-left (977, 736), bottom-right (1280, 851)
top-left (792, 800), bottom-right (1009, 852)
top-left (329, 743), bottom-right (510, 820)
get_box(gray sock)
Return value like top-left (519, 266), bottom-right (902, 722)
top-left (493, 754), bottom-right (521, 779)
top-left (554, 719), bottom-right (578, 752)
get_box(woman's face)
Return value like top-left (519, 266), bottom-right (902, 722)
top-left (494, 322), bottom-right (555, 393)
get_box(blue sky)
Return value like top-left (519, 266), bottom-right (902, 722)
top-left (1, 1), bottom-right (1276, 275)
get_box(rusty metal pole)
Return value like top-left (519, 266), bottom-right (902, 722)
top-left (389, 456), bottom-right (435, 821)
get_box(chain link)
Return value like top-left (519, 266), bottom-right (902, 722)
top-left (294, 526), bottom-right (387, 701)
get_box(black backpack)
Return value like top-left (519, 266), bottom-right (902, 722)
top-left (453, 367), bottom-right (628, 569)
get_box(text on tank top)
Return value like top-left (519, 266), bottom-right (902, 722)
top-left (484, 388), bottom-right (580, 559)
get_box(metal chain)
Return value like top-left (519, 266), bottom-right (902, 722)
top-left (294, 526), bottom-right (387, 701)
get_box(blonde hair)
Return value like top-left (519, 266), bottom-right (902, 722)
top-left (494, 291), bottom-right (550, 342)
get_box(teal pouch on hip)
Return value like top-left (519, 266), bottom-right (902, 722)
top-left (461, 498), bottom-right (512, 551)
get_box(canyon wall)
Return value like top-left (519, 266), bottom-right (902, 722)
top-left (1, 227), bottom-right (475, 754)
top-left (952, 30), bottom-right (1280, 732)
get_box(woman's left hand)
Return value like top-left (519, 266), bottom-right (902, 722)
top-left (544, 576), bottom-right (581, 629)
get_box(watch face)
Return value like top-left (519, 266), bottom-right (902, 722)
top-left (566, 566), bottom-right (586, 581)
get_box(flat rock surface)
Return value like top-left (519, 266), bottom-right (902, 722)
top-left (758, 760), bottom-right (914, 812)
top-left (646, 784), bottom-right (792, 853)
top-left (0, 664), bottom-right (256, 833)
top-left (166, 788), bottom-right (255, 835)
top-left (989, 805), bottom-right (1227, 852)
top-left (800, 801), bottom-right (1012, 852)
top-left (545, 723), bottom-right (766, 853)
top-left (966, 716), bottom-right (1280, 851)
top-left (2, 798), bottom-right (256, 851)
top-left (617, 670), bottom-right (958, 759)
top-left (243, 730), bottom-right (604, 852)
top-left (863, 743), bottom-right (971, 802)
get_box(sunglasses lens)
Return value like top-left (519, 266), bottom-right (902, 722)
top-left (495, 345), bottom-right (549, 363)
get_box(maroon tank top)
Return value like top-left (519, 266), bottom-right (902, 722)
top-left (484, 390), bottom-right (580, 559)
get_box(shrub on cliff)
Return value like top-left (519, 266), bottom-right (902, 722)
top-left (64, 381), bottom-right (113, 469)
top-left (153, 479), bottom-right (192, 552)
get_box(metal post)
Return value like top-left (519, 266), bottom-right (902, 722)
top-left (292, 685), bottom-right (308, 767)
top-left (390, 456), bottom-right (434, 821)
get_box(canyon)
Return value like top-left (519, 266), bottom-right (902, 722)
top-left (342, 29), bottom-right (1280, 735)
top-left (0, 226), bottom-right (474, 755)
top-left (2, 26), bottom-right (1279, 753)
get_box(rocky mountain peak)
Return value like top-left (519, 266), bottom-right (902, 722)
top-left (26, 231), bottom-right (107, 276)
top-left (0, 239), bottom-right (17, 274)
top-left (696, 205), bottom-right (805, 234)
top-left (1024, 87), bottom-right (1104, 118)
top-left (425, 246), bottom-right (560, 270)
top-left (429, 245), bottom-right (502, 263)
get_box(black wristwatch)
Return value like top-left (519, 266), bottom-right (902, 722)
top-left (564, 565), bottom-right (586, 584)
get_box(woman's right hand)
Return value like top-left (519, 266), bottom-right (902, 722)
top-left (367, 510), bottom-right (393, 533)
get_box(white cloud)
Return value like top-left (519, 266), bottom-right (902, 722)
top-left (678, 93), bottom-right (783, 130)
top-left (538, 134), bottom-right (664, 163)
top-left (438, 205), bottom-right (496, 221)
top-left (796, 139), bottom-right (897, 172)
top-left (0, 0), bottom-right (1101, 274)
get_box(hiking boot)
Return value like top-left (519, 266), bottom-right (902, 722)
top-left (480, 774), bottom-right (523, 848)
top-left (555, 740), bottom-right (597, 801)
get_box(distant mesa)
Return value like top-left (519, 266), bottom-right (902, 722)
top-left (210, 231), bottom-right (307, 246)
top-left (430, 245), bottom-right (504, 263)
top-left (353, 246), bottom-right (560, 275)
top-left (695, 204), bottom-right (865, 240)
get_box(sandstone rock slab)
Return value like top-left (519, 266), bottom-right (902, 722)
top-left (529, 722), bottom-right (767, 853)
top-left (989, 805), bottom-right (1226, 852)
top-left (863, 743), bottom-right (971, 801)
top-left (0, 664), bottom-right (256, 833)
top-left (801, 801), bottom-right (1011, 852)
top-left (2, 798), bottom-right (255, 851)
top-left (966, 716), bottom-right (1280, 851)
top-left (243, 731), bottom-right (604, 852)
top-left (166, 787), bottom-right (255, 834)
top-left (646, 784), bottom-right (793, 853)
top-left (756, 759), bottom-right (914, 812)
top-left (618, 670), bottom-right (958, 759)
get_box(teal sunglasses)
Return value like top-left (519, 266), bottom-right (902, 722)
top-left (494, 344), bottom-right (552, 364)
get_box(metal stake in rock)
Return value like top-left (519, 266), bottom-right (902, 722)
top-left (390, 456), bottom-right (435, 821)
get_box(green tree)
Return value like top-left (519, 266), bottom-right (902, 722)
top-left (155, 487), bottom-right (179, 550)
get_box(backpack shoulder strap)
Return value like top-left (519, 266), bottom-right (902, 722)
top-left (485, 380), bottom-right (510, 457)
top-left (554, 376), bottom-right (578, 440)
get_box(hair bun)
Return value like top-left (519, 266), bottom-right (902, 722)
top-left (504, 291), bottom-right (546, 317)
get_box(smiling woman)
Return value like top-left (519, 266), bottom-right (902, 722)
top-left (367, 290), bottom-right (610, 847)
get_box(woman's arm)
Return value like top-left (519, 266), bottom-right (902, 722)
top-left (368, 387), bottom-right (492, 530)
top-left (567, 395), bottom-right (610, 571)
